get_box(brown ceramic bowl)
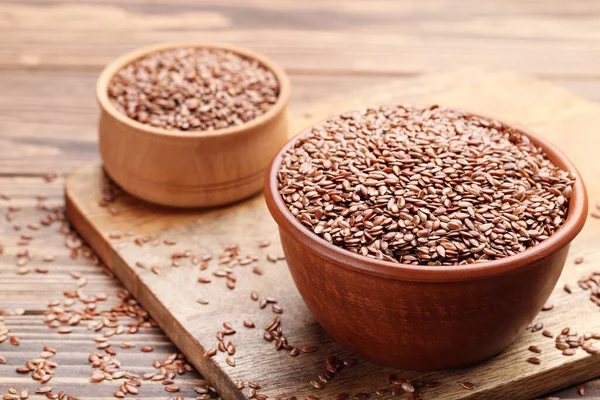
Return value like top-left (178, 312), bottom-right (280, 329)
top-left (265, 107), bottom-right (588, 370)
top-left (97, 43), bottom-right (290, 208)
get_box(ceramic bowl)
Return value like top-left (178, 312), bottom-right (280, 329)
top-left (97, 43), bottom-right (290, 208)
top-left (265, 107), bottom-right (588, 370)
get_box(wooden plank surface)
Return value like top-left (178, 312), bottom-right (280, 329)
top-left (2, 0), bottom-right (600, 398)
top-left (63, 71), bottom-right (600, 400)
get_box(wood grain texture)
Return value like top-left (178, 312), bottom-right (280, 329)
top-left (2, 0), bottom-right (600, 397)
top-left (3, 0), bottom-right (600, 76)
top-left (64, 72), bottom-right (600, 400)
top-left (0, 177), bottom-right (211, 399)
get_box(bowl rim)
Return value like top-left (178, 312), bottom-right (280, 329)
top-left (265, 105), bottom-right (588, 282)
top-left (96, 42), bottom-right (291, 139)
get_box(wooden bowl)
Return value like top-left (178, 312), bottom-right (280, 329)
top-left (97, 43), bottom-right (290, 208)
top-left (265, 108), bottom-right (588, 370)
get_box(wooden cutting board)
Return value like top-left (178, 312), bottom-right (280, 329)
top-left (65, 71), bottom-right (600, 400)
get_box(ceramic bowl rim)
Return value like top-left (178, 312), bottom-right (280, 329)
top-left (96, 42), bottom-right (290, 139)
top-left (265, 105), bottom-right (588, 283)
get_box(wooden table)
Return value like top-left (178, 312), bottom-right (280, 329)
top-left (0, 1), bottom-right (598, 398)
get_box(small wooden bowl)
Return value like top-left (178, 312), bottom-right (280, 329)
top-left (265, 107), bottom-right (588, 370)
top-left (97, 43), bottom-right (290, 208)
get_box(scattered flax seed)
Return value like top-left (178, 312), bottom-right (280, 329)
top-left (163, 239), bottom-right (177, 246)
top-left (151, 266), bottom-right (161, 275)
top-left (528, 345), bottom-right (542, 353)
top-left (459, 381), bottom-right (476, 390)
top-left (108, 47), bottom-right (279, 131)
top-left (526, 356), bottom-right (541, 364)
top-left (9, 336), bottom-right (19, 346)
top-left (564, 284), bottom-right (573, 294)
top-left (19, 389), bottom-right (28, 400)
top-left (140, 346), bottom-right (154, 353)
top-left (277, 105), bottom-right (575, 265)
top-left (574, 256), bottom-right (584, 264)
top-left (272, 304), bottom-right (283, 314)
top-left (225, 356), bottom-right (236, 367)
top-left (243, 320), bottom-right (255, 328)
top-left (542, 330), bottom-right (553, 338)
top-left (532, 322), bottom-right (544, 332)
top-left (204, 348), bottom-right (217, 358)
top-left (541, 302), bottom-right (554, 311)
top-left (578, 384), bottom-right (586, 396)
top-left (591, 211), bottom-right (600, 219)
top-left (302, 346), bottom-right (318, 353)
top-left (248, 380), bottom-right (262, 389)
top-left (310, 380), bottom-right (324, 389)
top-left (196, 297), bottom-right (209, 305)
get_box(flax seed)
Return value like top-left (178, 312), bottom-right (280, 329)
top-left (302, 346), bottom-right (318, 353)
top-left (196, 297), bottom-right (209, 305)
top-left (528, 345), bottom-right (542, 353)
top-left (278, 106), bottom-right (575, 265)
top-left (526, 357), bottom-right (541, 364)
top-left (108, 47), bottom-right (279, 132)
top-left (310, 380), bottom-right (323, 389)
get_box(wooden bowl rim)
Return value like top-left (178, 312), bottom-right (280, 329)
top-left (96, 42), bottom-right (290, 139)
top-left (265, 105), bottom-right (588, 282)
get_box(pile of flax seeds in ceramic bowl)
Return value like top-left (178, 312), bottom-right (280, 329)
top-left (277, 105), bottom-right (576, 266)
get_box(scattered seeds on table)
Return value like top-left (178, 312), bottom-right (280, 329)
top-left (528, 345), bottom-right (542, 354)
top-left (302, 346), bottom-right (318, 353)
top-left (541, 302), bottom-right (554, 311)
top-left (564, 284), bottom-right (573, 294)
top-left (196, 297), bottom-right (209, 305)
top-left (526, 357), bottom-right (541, 364)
